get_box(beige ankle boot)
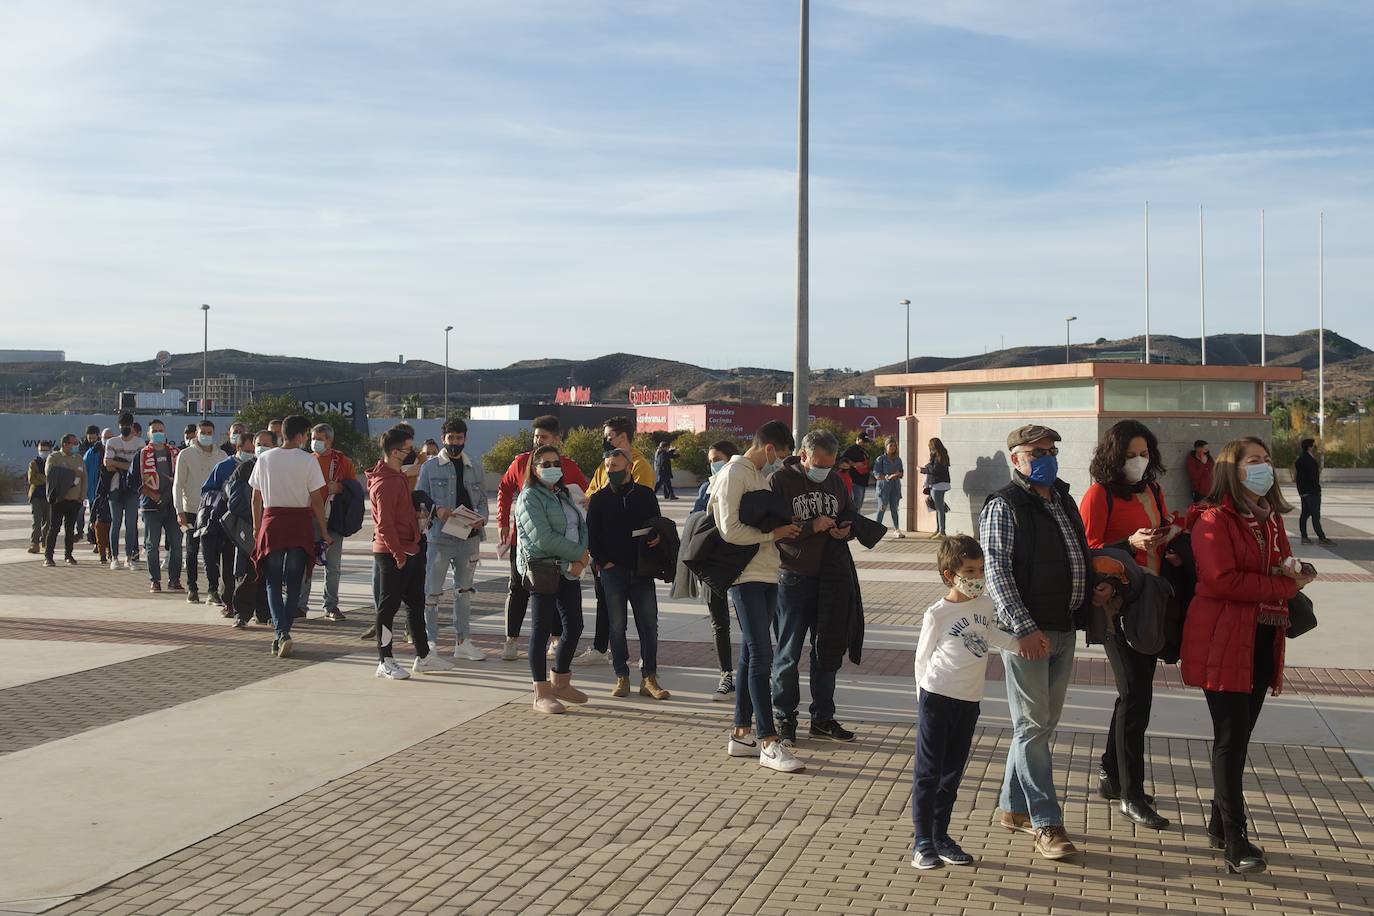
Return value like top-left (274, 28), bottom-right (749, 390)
top-left (532, 681), bottom-right (566, 715)
top-left (611, 675), bottom-right (630, 697)
top-left (551, 670), bottom-right (588, 704)
top-left (639, 674), bottom-right (671, 700)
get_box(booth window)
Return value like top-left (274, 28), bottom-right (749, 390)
top-left (947, 380), bottom-right (1096, 415)
top-left (1102, 379), bottom-right (1256, 413)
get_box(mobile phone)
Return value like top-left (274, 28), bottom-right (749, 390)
top-left (1153, 525), bottom-right (1171, 536)
top-left (1299, 561), bottom-right (1317, 576)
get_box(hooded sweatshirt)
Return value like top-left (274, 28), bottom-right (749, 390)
top-left (769, 455), bottom-right (852, 577)
top-left (369, 460), bottom-right (420, 564)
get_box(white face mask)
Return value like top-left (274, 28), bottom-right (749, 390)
top-left (953, 575), bottom-right (986, 598)
top-left (1123, 455), bottom-right (1149, 485)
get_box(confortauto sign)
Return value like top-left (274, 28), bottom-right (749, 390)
top-left (628, 386), bottom-right (673, 406)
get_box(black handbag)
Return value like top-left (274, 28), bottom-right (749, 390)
top-left (523, 558), bottom-right (561, 596)
top-left (1286, 591), bottom-right (1317, 639)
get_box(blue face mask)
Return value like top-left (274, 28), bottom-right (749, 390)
top-left (198, 434), bottom-right (214, 447)
top-left (709, 460), bottom-right (726, 476)
top-left (150, 431), bottom-right (167, 445)
top-left (538, 466), bottom-right (563, 485)
top-left (805, 465), bottom-right (831, 483)
top-left (1241, 462), bottom-right (1274, 496)
top-left (236, 451), bottom-right (253, 463)
top-left (310, 440), bottom-right (327, 454)
top-left (1024, 454), bottom-right (1058, 486)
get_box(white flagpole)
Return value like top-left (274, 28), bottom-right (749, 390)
top-left (1199, 205), bottom-right (1207, 365)
top-left (1319, 211), bottom-right (1325, 445)
top-left (1260, 209), bottom-right (1266, 366)
top-left (1144, 201), bottom-right (1151, 364)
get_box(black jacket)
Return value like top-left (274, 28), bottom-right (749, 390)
top-left (682, 510), bottom-right (758, 594)
top-left (637, 516), bottom-right (680, 582)
top-left (815, 538), bottom-right (865, 671)
top-left (588, 482), bottom-right (662, 570)
top-left (739, 488), bottom-right (793, 532)
top-left (1295, 452), bottom-right (1321, 495)
top-left (985, 476), bottom-right (1091, 633)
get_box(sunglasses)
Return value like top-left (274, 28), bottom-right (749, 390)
top-left (1016, 446), bottom-right (1059, 459)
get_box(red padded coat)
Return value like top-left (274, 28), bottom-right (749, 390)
top-left (1180, 497), bottom-right (1298, 695)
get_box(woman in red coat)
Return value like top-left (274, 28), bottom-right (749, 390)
top-left (1080, 420), bottom-right (1180, 831)
top-left (1182, 436), bottom-right (1316, 875)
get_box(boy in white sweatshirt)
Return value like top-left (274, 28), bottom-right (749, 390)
top-left (911, 534), bottom-right (1021, 869)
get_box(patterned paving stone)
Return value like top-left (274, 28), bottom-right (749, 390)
top-left (45, 703), bottom-right (1374, 916)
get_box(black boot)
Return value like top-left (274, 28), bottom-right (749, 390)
top-left (1224, 830), bottom-right (1266, 875)
top-left (1098, 765), bottom-right (1154, 804)
top-left (1120, 797), bottom-right (1169, 830)
top-left (1209, 800), bottom-right (1264, 854)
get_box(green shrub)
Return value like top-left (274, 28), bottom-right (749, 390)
top-left (562, 427), bottom-right (607, 480)
top-left (482, 433), bottom-right (527, 474)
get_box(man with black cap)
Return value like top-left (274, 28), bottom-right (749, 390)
top-left (979, 424), bottom-right (1088, 861)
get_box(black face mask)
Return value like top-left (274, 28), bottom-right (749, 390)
top-left (119, 426), bottom-right (132, 437)
top-left (445, 443), bottom-right (464, 457)
top-left (602, 438), bottom-right (614, 454)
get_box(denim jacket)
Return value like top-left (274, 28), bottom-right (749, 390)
top-left (415, 448), bottom-right (489, 542)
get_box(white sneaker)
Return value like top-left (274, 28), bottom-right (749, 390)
top-left (127, 558), bottom-right (140, 570)
top-left (376, 659), bottom-right (410, 680)
top-left (110, 558), bottom-right (122, 570)
top-left (547, 642), bottom-right (558, 659)
top-left (727, 734), bottom-right (758, 757)
top-left (759, 740), bottom-right (805, 773)
top-left (453, 640), bottom-right (486, 661)
top-left (500, 639), bottom-right (520, 661)
top-left (413, 652), bottom-right (455, 674)
top-left (577, 647), bottom-right (609, 665)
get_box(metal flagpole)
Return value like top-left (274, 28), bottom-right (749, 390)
top-left (1144, 201), bottom-right (1151, 364)
top-left (1319, 211), bottom-right (1325, 445)
top-left (792, 0), bottom-right (810, 438)
top-left (1199, 205), bottom-right (1207, 365)
top-left (1260, 210), bottom-right (1267, 366)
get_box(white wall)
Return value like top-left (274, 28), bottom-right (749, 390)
top-left (0, 413), bottom-right (208, 469)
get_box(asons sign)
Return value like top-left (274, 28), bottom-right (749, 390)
top-left (628, 385), bottom-right (673, 406)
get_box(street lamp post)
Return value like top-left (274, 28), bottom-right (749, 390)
top-left (899, 298), bottom-right (911, 374)
top-left (200, 304), bottom-right (210, 419)
top-left (1065, 316), bottom-right (1077, 364)
top-left (443, 325), bottom-right (453, 418)
top-left (791, 0), bottom-right (810, 438)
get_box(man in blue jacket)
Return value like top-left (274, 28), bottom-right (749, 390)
top-left (416, 418), bottom-right (489, 661)
top-left (201, 430), bottom-right (255, 614)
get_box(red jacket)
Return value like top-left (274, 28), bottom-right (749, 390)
top-left (368, 460), bottom-right (420, 564)
top-left (497, 452), bottom-right (588, 546)
top-left (1080, 481), bottom-right (1178, 572)
top-left (1186, 453), bottom-right (1214, 501)
top-left (1180, 497), bottom-right (1298, 695)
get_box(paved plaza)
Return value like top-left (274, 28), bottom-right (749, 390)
top-left (2, 486), bottom-right (1374, 915)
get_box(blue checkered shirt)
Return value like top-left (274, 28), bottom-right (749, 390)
top-left (978, 484), bottom-right (1088, 637)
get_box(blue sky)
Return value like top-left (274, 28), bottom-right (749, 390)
top-left (3, 1), bottom-right (1372, 370)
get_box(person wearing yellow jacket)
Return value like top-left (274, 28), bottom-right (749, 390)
top-left (579, 416), bottom-right (655, 665)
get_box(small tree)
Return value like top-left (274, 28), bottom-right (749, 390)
top-left (236, 394), bottom-right (378, 466)
top-left (482, 433), bottom-right (527, 474)
top-left (562, 426), bottom-right (607, 479)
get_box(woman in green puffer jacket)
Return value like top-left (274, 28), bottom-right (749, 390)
top-left (515, 444), bottom-right (590, 714)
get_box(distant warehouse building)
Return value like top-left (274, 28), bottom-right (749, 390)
top-left (0, 350), bottom-right (65, 363)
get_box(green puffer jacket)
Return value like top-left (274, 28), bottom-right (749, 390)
top-left (515, 482), bottom-right (588, 578)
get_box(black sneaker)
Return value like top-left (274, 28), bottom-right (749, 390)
top-left (777, 718), bottom-right (798, 747)
top-left (207, 590), bottom-right (223, 607)
top-left (43, 558), bottom-right (56, 568)
top-left (271, 638), bottom-right (280, 656)
top-left (186, 590), bottom-right (201, 604)
top-left (712, 671), bottom-right (735, 702)
top-left (935, 836), bottom-right (974, 866)
top-left (294, 608), bottom-right (307, 620)
top-left (64, 556), bottom-right (78, 566)
top-left (810, 719), bottom-right (856, 742)
top-left (324, 608), bottom-right (346, 622)
top-left (911, 846), bottom-right (943, 870)
top-left (232, 618), bottom-right (248, 629)
top-left (361, 624), bottom-right (377, 641)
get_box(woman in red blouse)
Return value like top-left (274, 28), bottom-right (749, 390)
top-left (1080, 420), bottom-right (1178, 832)
top-left (1182, 437), bottom-right (1315, 875)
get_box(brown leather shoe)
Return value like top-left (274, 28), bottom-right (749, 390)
top-left (639, 674), bottom-right (670, 700)
top-left (611, 676), bottom-right (630, 697)
top-left (995, 808), bottom-right (1034, 835)
top-left (1033, 825), bottom-right (1079, 860)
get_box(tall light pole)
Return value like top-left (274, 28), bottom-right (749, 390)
top-left (1065, 316), bottom-right (1077, 364)
top-left (200, 303), bottom-right (210, 419)
top-left (899, 298), bottom-right (911, 374)
top-left (791, 0), bottom-right (810, 437)
top-left (1319, 211), bottom-right (1326, 446)
top-left (443, 325), bottom-right (453, 418)
top-left (1144, 201), bottom-right (1151, 364)
top-left (1199, 205), bottom-right (1208, 365)
top-left (476, 376), bottom-right (482, 409)
top-left (1259, 210), bottom-right (1267, 366)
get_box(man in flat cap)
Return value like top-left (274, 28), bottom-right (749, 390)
top-left (980, 424), bottom-right (1090, 861)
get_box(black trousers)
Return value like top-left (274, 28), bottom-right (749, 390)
top-left (1203, 624), bottom-right (1277, 839)
top-left (233, 553), bottom-right (267, 624)
top-left (707, 586), bottom-right (733, 673)
top-left (1100, 628), bottom-right (1159, 800)
top-left (911, 690), bottom-right (980, 846)
top-left (375, 553), bottom-right (430, 661)
top-left (504, 550), bottom-right (560, 639)
top-left (203, 531), bottom-right (235, 601)
top-left (45, 499), bottom-right (80, 560)
top-left (183, 525), bottom-right (202, 591)
top-left (592, 568), bottom-right (610, 654)
top-left (1299, 492), bottom-right (1327, 540)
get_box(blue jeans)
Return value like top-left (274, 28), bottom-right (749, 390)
top-left (264, 548), bottom-right (309, 640)
top-left (299, 531), bottom-right (344, 612)
top-left (425, 534), bottom-right (482, 644)
top-left (771, 571), bottom-right (836, 724)
top-left (851, 485), bottom-right (869, 514)
top-left (931, 488), bottom-right (948, 535)
top-left (1000, 628), bottom-right (1076, 828)
top-left (600, 564), bottom-right (660, 677)
top-left (529, 575), bottom-right (583, 681)
top-left (142, 508), bottom-right (183, 584)
top-left (107, 487), bottom-right (139, 560)
top-left (728, 581), bottom-right (778, 741)
top-left (875, 490), bottom-right (900, 529)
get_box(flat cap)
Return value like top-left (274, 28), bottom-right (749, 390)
top-left (1007, 424), bottom-right (1062, 450)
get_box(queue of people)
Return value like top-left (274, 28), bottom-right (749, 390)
top-left (25, 408), bottom-right (1326, 880)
